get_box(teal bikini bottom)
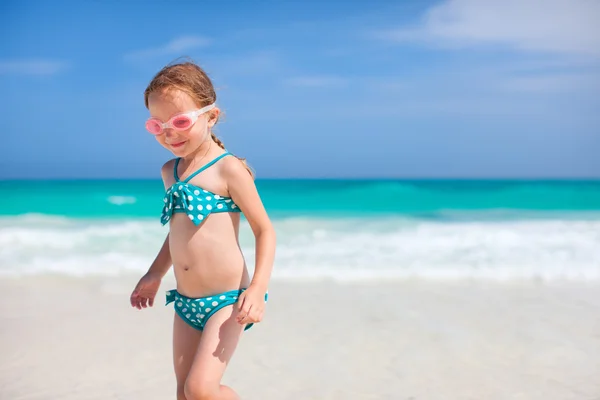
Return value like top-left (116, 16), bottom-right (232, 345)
top-left (165, 288), bottom-right (268, 331)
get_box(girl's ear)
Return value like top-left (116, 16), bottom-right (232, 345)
top-left (208, 108), bottom-right (220, 127)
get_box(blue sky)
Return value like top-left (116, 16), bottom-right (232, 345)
top-left (1, 0), bottom-right (599, 179)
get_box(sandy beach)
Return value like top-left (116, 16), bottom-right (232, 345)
top-left (1, 275), bottom-right (599, 400)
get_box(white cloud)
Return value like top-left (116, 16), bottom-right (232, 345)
top-left (0, 59), bottom-right (67, 75)
top-left (498, 72), bottom-right (600, 93)
top-left (283, 75), bottom-right (348, 88)
top-left (124, 36), bottom-right (211, 60)
top-left (375, 0), bottom-right (600, 57)
top-left (211, 50), bottom-right (281, 77)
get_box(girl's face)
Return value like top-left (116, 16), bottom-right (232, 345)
top-left (146, 89), bottom-right (218, 157)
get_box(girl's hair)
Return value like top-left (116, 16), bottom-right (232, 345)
top-left (144, 60), bottom-right (254, 178)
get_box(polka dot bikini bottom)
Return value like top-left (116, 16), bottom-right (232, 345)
top-left (165, 288), bottom-right (267, 331)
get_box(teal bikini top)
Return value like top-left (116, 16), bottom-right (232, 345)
top-left (161, 152), bottom-right (241, 226)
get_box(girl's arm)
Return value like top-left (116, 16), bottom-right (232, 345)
top-left (129, 161), bottom-right (175, 309)
top-left (147, 159), bottom-right (176, 278)
top-left (224, 159), bottom-right (276, 292)
top-left (146, 233), bottom-right (172, 278)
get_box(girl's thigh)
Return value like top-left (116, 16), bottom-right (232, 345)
top-left (187, 305), bottom-right (245, 388)
top-left (173, 312), bottom-right (202, 391)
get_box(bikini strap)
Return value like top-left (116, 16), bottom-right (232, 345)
top-left (177, 152), bottom-right (232, 183)
top-left (173, 158), bottom-right (181, 181)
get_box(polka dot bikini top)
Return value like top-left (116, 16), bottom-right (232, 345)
top-left (161, 152), bottom-right (241, 226)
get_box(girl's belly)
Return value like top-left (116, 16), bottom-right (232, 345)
top-left (168, 212), bottom-right (250, 297)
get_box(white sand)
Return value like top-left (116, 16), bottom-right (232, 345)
top-left (1, 275), bottom-right (599, 400)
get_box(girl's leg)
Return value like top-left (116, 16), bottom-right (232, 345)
top-left (173, 312), bottom-right (202, 400)
top-left (184, 305), bottom-right (245, 400)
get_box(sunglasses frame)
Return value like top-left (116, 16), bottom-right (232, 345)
top-left (145, 103), bottom-right (216, 135)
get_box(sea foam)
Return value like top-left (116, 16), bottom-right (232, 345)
top-left (1, 213), bottom-right (599, 282)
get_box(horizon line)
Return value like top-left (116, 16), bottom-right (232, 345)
top-left (1, 176), bottom-right (600, 182)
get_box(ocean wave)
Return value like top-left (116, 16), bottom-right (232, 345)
top-left (0, 214), bottom-right (599, 282)
top-left (107, 196), bottom-right (137, 205)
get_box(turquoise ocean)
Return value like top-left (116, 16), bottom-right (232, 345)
top-left (1, 179), bottom-right (599, 281)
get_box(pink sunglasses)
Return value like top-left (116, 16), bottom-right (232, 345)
top-left (145, 103), bottom-right (216, 135)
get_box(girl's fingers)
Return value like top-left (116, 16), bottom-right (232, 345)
top-left (238, 305), bottom-right (251, 324)
top-left (236, 294), bottom-right (267, 324)
top-left (239, 305), bottom-right (264, 324)
top-left (237, 310), bottom-right (248, 323)
top-left (251, 307), bottom-right (263, 322)
top-left (238, 302), bottom-right (252, 319)
top-left (236, 292), bottom-right (247, 311)
top-left (130, 289), bottom-right (139, 307)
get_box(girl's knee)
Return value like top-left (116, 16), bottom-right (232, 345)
top-left (177, 385), bottom-right (187, 400)
top-left (184, 378), bottom-right (219, 400)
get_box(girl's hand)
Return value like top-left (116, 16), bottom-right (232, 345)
top-left (130, 272), bottom-right (162, 310)
top-left (236, 285), bottom-right (267, 325)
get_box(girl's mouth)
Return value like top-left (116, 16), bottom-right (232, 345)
top-left (170, 141), bottom-right (186, 148)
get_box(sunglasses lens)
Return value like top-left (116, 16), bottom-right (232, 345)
top-left (171, 116), bottom-right (192, 130)
top-left (145, 119), bottom-right (162, 135)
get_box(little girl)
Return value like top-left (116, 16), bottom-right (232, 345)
top-left (129, 61), bottom-right (276, 400)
